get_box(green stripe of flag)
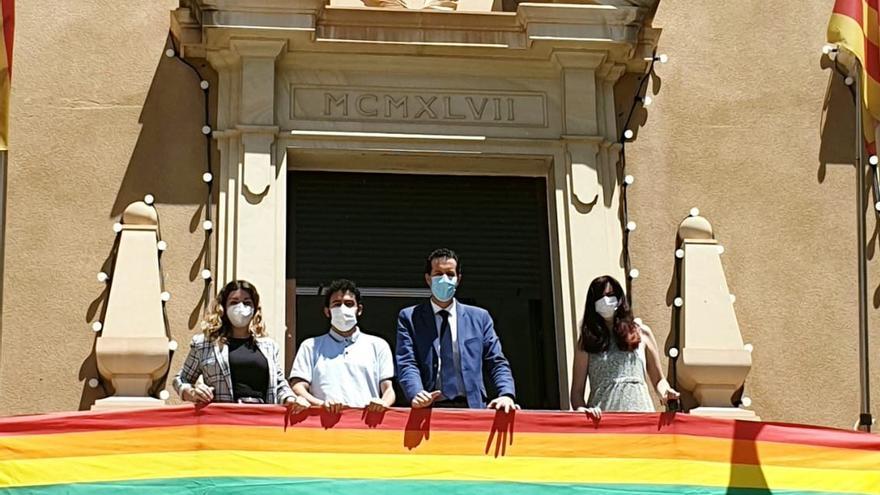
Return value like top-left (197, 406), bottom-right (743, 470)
top-left (0, 477), bottom-right (858, 495)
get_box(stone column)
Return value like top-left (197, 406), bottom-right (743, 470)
top-left (210, 40), bottom-right (288, 347)
top-left (554, 53), bottom-right (627, 406)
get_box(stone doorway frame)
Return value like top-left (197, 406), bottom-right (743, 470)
top-left (180, 1), bottom-right (661, 409)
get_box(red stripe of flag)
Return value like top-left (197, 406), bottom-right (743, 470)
top-left (865, 37), bottom-right (880, 80)
top-left (2, 405), bottom-right (880, 452)
top-left (1, 0), bottom-right (12, 78)
top-left (834, 0), bottom-right (865, 23)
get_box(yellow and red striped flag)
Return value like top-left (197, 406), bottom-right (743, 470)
top-left (828, 0), bottom-right (880, 152)
top-left (0, 0), bottom-right (12, 151)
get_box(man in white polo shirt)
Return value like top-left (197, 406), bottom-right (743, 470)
top-left (289, 279), bottom-right (396, 413)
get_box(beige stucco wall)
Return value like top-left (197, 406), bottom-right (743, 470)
top-left (626, 0), bottom-right (880, 429)
top-left (0, 0), bottom-right (208, 414)
top-left (0, 0), bottom-right (878, 430)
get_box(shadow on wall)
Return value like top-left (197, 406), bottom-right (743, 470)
top-left (818, 56), bottom-right (856, 180)
top-left (79, 38), bottom-right (217, 410)
top-left (79, 238), bottom-right (115, 410)
top-left (614, 70), bottom-right (662, 277)
top-left (110, 38), bottom-right (218, 217)
top-left (663, 225), bottom-right (696, 412)
top-left (817, 56), bottom-right (880, 310)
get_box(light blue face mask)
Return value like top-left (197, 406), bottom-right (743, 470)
top-left (431, 275), bottom-right (458, 302)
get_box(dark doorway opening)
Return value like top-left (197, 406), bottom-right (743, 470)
top-left (287, 170), bottom-right (559, 409)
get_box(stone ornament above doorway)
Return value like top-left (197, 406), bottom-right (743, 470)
top-left (361, 0), bottom-right (460, 10)
top-left (330, 0), bottom-right (494, 12)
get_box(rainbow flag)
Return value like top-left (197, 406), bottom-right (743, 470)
top-left (0, 404), bottom-right (879, 494)
top-left (828, 0), bottom-right (880, 149)
top-left (0, 0), bottom-right (11, 150)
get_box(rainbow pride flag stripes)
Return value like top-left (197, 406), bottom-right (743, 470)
top-left (0, 404), bottom-right (878, 494)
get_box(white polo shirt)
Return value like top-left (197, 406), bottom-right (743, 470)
top-left (289, 328), bottom-right (394, 408)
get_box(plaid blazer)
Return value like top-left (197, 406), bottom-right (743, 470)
top-left (173, 333), bottom-right (294, 404)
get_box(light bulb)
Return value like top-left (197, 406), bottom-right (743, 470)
top-left (822, 44), bottom-right (837, 55)
top-left (871, 155), bottom-right (879, 166)
top-left (624, 175), bottom-right (635, 185)
top-left (744, 343), bottom-right (753, 352)
top-left (112, 222), bottom-right (123, 233)
top-left (88, 378), bottom-right (100, 388)
top-left (144, 194), bottom-right (155, 205)
top-left (668, 347), bottom-right (679, 358)
top-left (643, 95), bottom-right (653, 106)
top-left (657, 54), bottom-right (669, 64)
top-left (157, 240), bottom-right (168, 251)
top-left (168, 340), bottom-right (179, 352)
top-left (845, 76), bottom-right (854, 86)
top-left (91, 321), bottom-right (103, 332)
top-left (674, 297), bottom-right (683, 307)
top-left (689, 207), bottom-right (700, 217)
top-left (203, 220), bottom-right (214, 231)
top-left (626, 221), bottom-right (637, 232)
top-left (202, 172), bottom-right (213, 183)
top-left (200, 80), bottom-right (210, 90)
top-left (730, 294), bottom-right (736, 303)
top-left (875, 202), bottom-right (880, 212)
top-left (623, 129), bottom-right (634, 140)
top-left (165, 48), bottom-right (175, 58)
top-left (717, 245), bottom-right (725, 255)
top-left (629, 268), bottom-right (640, 279)
top-left (740, 397), bottom-right (752, 408)
top-left (201, 269), bottom-right (212, 280)
top-left (161, 291), bottom-right (171, 302)
top-left (97, 272), bottom-right (109, 283)
top-left (159, 390), bottom-right (171, 401)
top-left (201, 125), bottom-right (212, 135)
top-left (675, 249), bottom-right (684, 259)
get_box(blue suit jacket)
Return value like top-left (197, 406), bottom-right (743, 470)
top-left (395, 300), bottom-right (515, 408)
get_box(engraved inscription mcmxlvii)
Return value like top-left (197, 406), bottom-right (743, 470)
top-left (292, 86), bottom-right (548, 128)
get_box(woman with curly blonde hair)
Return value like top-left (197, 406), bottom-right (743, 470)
top-left (173, 280), bottom-right (308, 410)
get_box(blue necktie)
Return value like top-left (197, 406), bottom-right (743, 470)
top-left (438, 310), bottom-right (460, 400)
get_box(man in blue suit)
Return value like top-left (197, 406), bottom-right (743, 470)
top-left (395, 248), bottom-right (518, 411)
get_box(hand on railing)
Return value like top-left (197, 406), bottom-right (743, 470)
top-left (411, 390), bottom-right (442, 408)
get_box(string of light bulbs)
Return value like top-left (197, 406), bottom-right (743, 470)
top-left (165, 37), bottom-right (216, 312)
top-left (86, 38), bottom-right (216, 398)
top-left (618, 50), bottom-right (667, 304)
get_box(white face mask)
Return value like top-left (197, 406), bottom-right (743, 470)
top-left (594, 296), bottom-right (620, 319)
top-left (330, 305), bottom-right (359, 332)
top-left (227, 302), bottom-right (255, 328)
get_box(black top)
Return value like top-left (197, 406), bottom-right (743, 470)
top-left (227, 337), bottom-right (269, 402)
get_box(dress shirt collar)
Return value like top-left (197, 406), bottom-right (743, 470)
top-left (431, 298), bottom-right (457, 318)
top-left (328, 327), bottom-right (360, 343)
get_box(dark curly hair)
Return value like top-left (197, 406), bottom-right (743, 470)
top-left (323, 279), bottom-right (361, 308)
top-left (578, 275), bottom-right (640, 353)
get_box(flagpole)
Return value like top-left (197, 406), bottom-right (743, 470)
top-left (853, 61), bottom-right (873, 432)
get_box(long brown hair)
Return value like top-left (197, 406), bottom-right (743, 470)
top-left (578, 275), bottom-right (641, 353)
top-left (200, 280), bottom-right (267, 342)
